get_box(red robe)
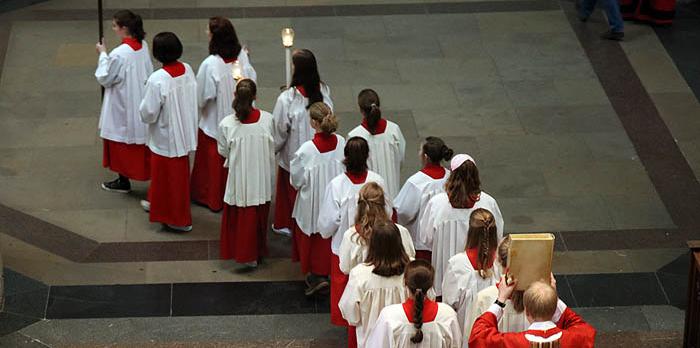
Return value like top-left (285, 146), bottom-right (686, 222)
top-left (273, 167), bottom-right (296, 231)
top-left (469, 307), bottom-right (596, 348)
top-left (102, 139), bottom-right (151, 181)
top-left (148, 152), bottom-right (191, 227)
top-left (190, 129), bottom-right (227, 212)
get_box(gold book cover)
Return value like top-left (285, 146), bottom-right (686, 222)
top-left (507, 233), bottom-right (555, 291)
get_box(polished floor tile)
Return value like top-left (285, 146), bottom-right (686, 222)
top-left (46, 284), bottom-right (171, 319)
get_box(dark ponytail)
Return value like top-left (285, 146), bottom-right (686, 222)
top-left (404, 260), bottom-right (434, 344)
top-left (423, 136), bottom-right (453, 164)
top-left (358, 89), bottom-right (381, 133)
top-left (290, 49), bottom-right (323, 109)
top-left (233, 79), bottom-right (256, 122)
top-left (113, 10), bottom-right (145, 42)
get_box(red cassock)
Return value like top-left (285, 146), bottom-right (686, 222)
top-left (469, 307), bottom-right (596, 348)
top-left (414, 250), bottom-right (433, 262)
top-left (148, 153), bottom-right (191, 227)
top-left (220, 203), bottom-right (270, 263)
top-left (619, 0), bottom-right (676, 25)
top-left (190, 129), bottom-right (228, 212)
top-left (103, 139), bottom-right (151, 181)
top-left (273, 168), bottom-right (296, 231)
top-left (292, 222), bottom-right (332, 276)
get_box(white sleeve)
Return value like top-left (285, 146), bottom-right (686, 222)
top-left (491, 199), bottom-right (505, 240)
top-left (95, 52), bottom-right (124, 87)
top-left (365, 309), bottom-right (395, 348)
top-left (338, 270), bottom-right (363, 326)
top-left (289, 149), bottom-right (306, 190)
top-left (394, 181), bottom-right (421, 227)
top-left (338, 231), bottom-right (354, 274)
top-left (317, 183), bottom-right (340, 239)
top-left (196, 60), bottom-right (217, 109)
top-left (244, 62), bottom-right (257, 83)
top-left (322, 84), bottom-right (334, 111)
top-left (139, 78), bottom-right (162, 124)
top-left (418, 198), bottom-right (436, 249)
top-left (398, 226), bottom-right (416, 259)
top-left (396, 126), bottom-right (406, 165)
top-left (272, 93), bottom-right (291, 154)
top-left (216, 122), bottom-right (230, 167)
top-left (441, 261), bottom-right (465, 309)
top-left (448, 313), bottom-right (464, 348)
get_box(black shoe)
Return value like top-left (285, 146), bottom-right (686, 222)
top-left (578, 13), bottom-right (589, 22)
top-left (600, 30), bottom-right (624, 41)
top-left (101, 177), bottom-right (131, 193)
top-left (304, 275), bottom-right (330, 296)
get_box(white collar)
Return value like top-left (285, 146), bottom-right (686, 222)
top-left (527, 321), bottom-right (557, 331)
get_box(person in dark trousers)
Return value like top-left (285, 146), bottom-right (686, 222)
top-left (578, 0), bottom-right (625, 41)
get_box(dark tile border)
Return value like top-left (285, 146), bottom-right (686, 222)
top-left (3, 267), bottom-right (684, 320)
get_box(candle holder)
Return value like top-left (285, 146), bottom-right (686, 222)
top-left (281, 28), bottom-right (295, 88)
top-left (231, 60), bottom-right (243, 81)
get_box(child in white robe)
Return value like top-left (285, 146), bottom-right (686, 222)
top-left (367, 260), bottom-right (462, 348)
top-left (317, 137), bottom-right (389, 340)
top-left (394, 137), bottom-right (453, 262)
top-left (191, 16), bottom-right (256, 212)
top-left (139, 32), bottom-right (198, 232)
top-left (96, 10), bottom-right (153, 193)
top-left (338, 182), bottom-right (415, 276)
top-left (418, 154), bottom-right (504, 296)
top-left (442, 208), bottom-right (501, 348)
top-left (272, 49), bottom-right (333, 237)
top-left (290, 102), bottom-right (344, 295)
top-left (467, 235), bottom-right (529, 337)
top-left (348, 89), bottom-right (405, 199)
top-left (339, 221), bottom-right (412, 348)
top-left (217, 79), bottom-right (274, 268)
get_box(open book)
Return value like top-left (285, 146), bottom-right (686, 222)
top-left (507, 233), bottom-right (555, 291)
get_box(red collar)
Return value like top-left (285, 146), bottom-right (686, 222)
top-left (402, 298), bottom-right (439, 324)
top-left (466, 248), bottom-right (495, 270)
top-left (361, 117), bottom-right (387, 135)
top-left (240, 108), bottom-right (261, 124)
top-left (346, 171), bottom-right (368, 184)
top-left (122, 37), bottom-right (142, 51)
top-left (296, 86), bottom-right (308, 97)
top-left (312, 132), bottom-right (337, 153)
top-left (163, 62), bottom-right (185, 78)
top-left (421, 163), bottom-right (446, 179)
top-left (524, 327), bottom-right (563, 338)
top-left (222, 57), bottom-right (237, 64)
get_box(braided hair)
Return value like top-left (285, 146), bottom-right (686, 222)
top-left (404, 260), bottom-right (434, 343)
top-left (465, 208), bottom-right (498, 279)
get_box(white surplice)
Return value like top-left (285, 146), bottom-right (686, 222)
top-left (338, 224), bottom-right (416, 274)
top-left (339, 263), bottom-right (408, 348)
top-left (317, 171), bottom-right (392, 255)
top-left (289, 134), bottom-right (346, 235)
top-left (417, 192), bottom-right (504, 296)
top-left (394, 169), bottom-right (450, 252)
top-left (441, 252), bottom-right (500, 348)
top-left (366, 302), bottom-right (463, 348)
top-left (272, 85), bottom-right (333, 171)
top-left (468, 285), bottom-right (529, 338)
top-left (217, 111), bottom-right (275, 207)
top-left (139, 64), bottom-right (198, 158)
top-left (196, 50), bottom-right (256, 140)
top-left (347, 121), bottom-right (406, 199)
top-left (96, 42), bottom-right (153, 144)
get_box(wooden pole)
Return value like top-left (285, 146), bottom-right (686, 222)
top-left (98, 0), bottom-right (104, 98)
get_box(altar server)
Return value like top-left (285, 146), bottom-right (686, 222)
top-left (418, 154), bottom-right (503, 296)
top-left (217, 79), bottom-right (274, 268)
top-left (289, 102), bottom-right (344, 294)
top-left (272, 49), bottom-right (333, 236)
top-left (96, 10), bottom-right (153, 193)
top-left (366, 260), bottom-right (462, 348)
top-left (318, 137), bottom-right (391, 328)
top-left (139, 32), bottom-right (197, 232)
top-left (441, 208), bottom-right (500, 347)
top-left (191, 16), bottom-right (257, 212)
top-left (469, 280), bottom-right (596, 348)
top-left (348, 89), bottom-right (405, 199)
top-left (468, 235), bottom-right (529, 337)
top-left (338, 182), bottom-right (415, 275)
top-left (339, 221), bottom-right (411, 348)
top-left (394, 137), bottom-right (453, 262)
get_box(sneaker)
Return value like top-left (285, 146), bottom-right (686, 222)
top-left (272, 226), bottom-right (292, 237)
top-left (600, 30), bottom-right (624, 41)
top-left (234, 261), bottom-right (258, 273)
top-left (140, 200), bottom-right (150, 212)
top-left (304, 275), bottom-right (330, 296)
top-left (164, 224), bottom-right (193, 232)
top-left (101, 177), bottom-right (131, 193)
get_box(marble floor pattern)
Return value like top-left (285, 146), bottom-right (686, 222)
top-left (0, 0), bottom-right (699, 346)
